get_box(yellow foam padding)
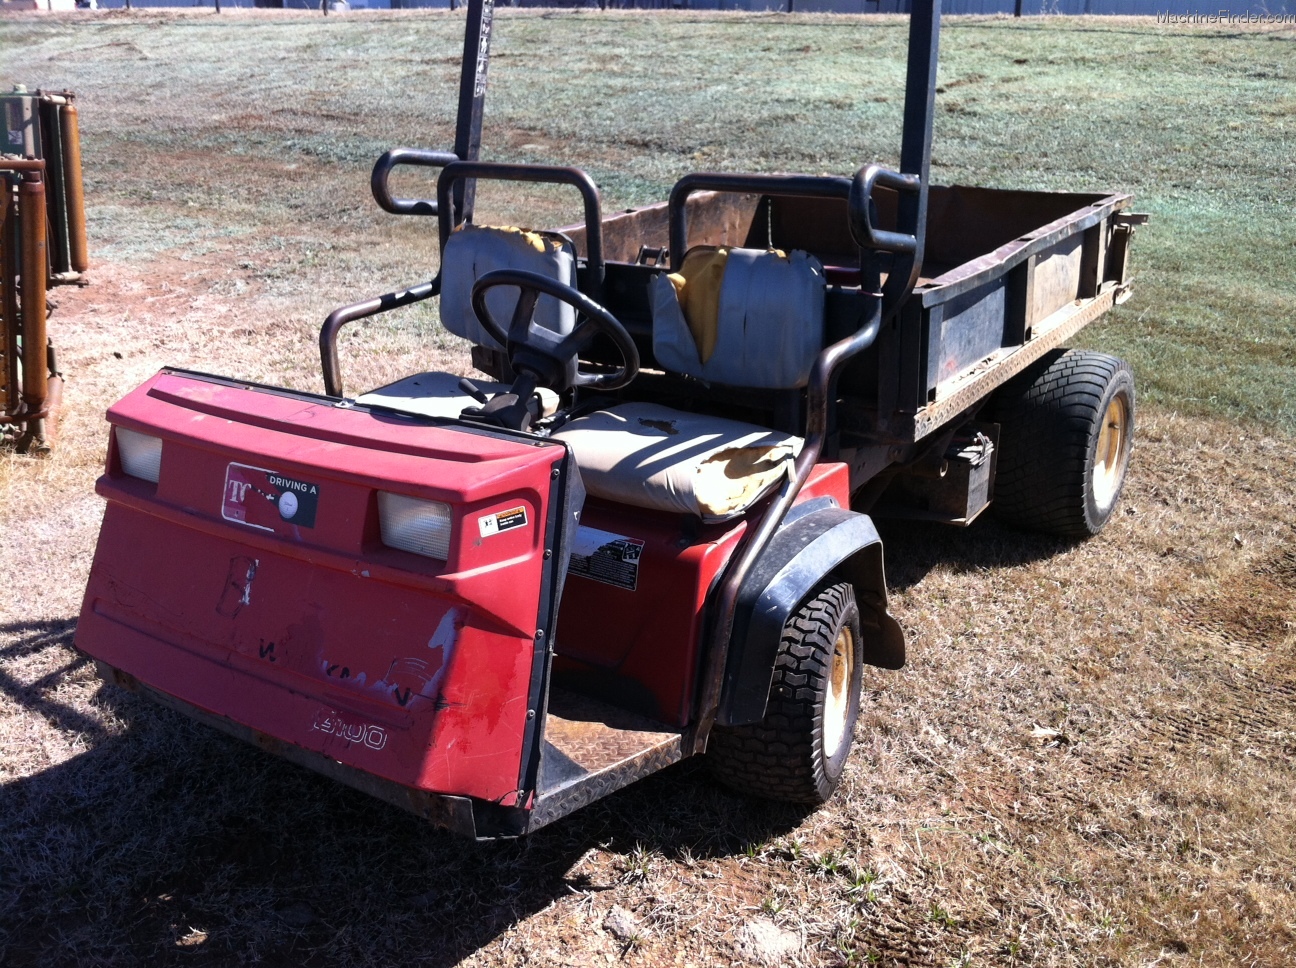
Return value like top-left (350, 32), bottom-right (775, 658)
top-left (666, 247), bottom-right (791, 363)
top-left (666, 247), bottom-right (729, 364)
top-left (694, 444), bottom-right (798, 520)
top-left (452, 223), bottom-right (551, 254)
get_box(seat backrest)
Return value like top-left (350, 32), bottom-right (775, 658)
top-left (649, 246), bottom-right (826, 389)
top-left (439, 224), bottom-right (577, 350)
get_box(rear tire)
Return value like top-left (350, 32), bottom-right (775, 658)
top-left (708, 581), bottom-right (863, 805)
top-left (988, 348), bottom-right (1135, 537)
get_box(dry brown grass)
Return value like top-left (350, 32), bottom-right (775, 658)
top-left (2, 10), bottom-right (1296, 968)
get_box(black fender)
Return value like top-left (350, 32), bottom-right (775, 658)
top-left (717, 504), bottom-right (905, 728)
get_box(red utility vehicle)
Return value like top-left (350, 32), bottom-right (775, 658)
top-left (76, 1), bottom-right (1141, 838)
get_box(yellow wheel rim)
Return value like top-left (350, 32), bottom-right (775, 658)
top-left (1093, 392), bottom-right (1130, 512)
top-left (823, 625), bottom-right (855, 760)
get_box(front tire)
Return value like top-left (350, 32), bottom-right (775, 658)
top-left (988, 349), bottom-right (1135, 537)
top-left (708, 582), bottom-right (864, 805)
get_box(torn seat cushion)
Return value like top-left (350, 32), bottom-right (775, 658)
top-left (439, 224), bottom-right (578, 350)
top-left (649, 246), bottom-right (826, 389)
top-left (554, 402), bottom-right (802, 522)
top-left (355, 371), bottom-right (560, 420)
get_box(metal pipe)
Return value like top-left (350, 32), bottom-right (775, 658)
top-left (18, 168), bottom-right (47, 420)
top-left (1, 176), bottom-right (18, 417)
top-left (692, 288), bottom-right (884, 753)
top-left (370, 148), bottom-right (459, 217)
top-left (319, 278), bottom-right (439, 397)
top-left (0, 160), bottom-right (48, 173)
top-left (0, 342), bottom-right (52, 424)
top-left (60, 101), bottom-right (89, 274)
top-left (451, 0), bottom-right (495, 223)
top-left (667, 172), bottom-right (852, 273)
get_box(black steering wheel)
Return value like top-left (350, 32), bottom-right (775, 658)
top-left (471, 269), bottom-right (640, 393)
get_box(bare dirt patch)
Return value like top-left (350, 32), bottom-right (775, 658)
top-left (4, 239), bottom-right (1294, 965)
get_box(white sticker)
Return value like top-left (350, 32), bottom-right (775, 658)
top-left (478, 505), bottom-right (528, 538)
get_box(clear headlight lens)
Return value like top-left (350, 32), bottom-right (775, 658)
top-left (114, 427), bottom-right (163, 483)
top-left (378, 492), bottom-right (453, 560)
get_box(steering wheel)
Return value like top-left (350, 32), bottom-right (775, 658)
top-left (470, 269), bottom-right (640, 393)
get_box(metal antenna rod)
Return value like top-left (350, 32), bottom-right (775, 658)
top-left (897, 0), bottom-right (941, 273)
top-left (451, 0), bottom-right (496, 226)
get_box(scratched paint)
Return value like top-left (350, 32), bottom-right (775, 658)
top-left (315, 608), bottom-right (463, 708)
top-left (360, 607), bottom-right (464, 708)
top-left (216, 556), bottom-right (258, 618)
top-left (428, 609), bottom-right (461, 653)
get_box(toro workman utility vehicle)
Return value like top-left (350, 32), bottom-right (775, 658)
top-left (76, 1), bottom-right (1143, 838)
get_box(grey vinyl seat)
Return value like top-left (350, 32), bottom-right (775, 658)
top-left (552, 245), bottom-right (827, 521)
top-left (357, 224), bottom-right (577, 418)
top-left (360, 229), bottom-right (829, 522)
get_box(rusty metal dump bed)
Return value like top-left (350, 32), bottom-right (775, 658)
top-left (556, 182), bottom-right (1138, 499)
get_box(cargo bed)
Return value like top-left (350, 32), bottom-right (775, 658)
top-left (548, 182), bottom-right (1140, 502)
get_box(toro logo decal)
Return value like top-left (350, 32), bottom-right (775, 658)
top-left (222, 462), bottom-right (319, 532)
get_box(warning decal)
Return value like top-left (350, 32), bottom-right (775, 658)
top-left (479, 505), bottom-right (528, 538)
top-left (568, 525), bottom-right (644, 591)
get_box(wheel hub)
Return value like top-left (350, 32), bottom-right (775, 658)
top-left (823, 625), bottom-right (855, 759)
top-left (1092, 392), bottom-right (1130, 511)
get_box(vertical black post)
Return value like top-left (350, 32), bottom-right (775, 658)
top-left (897, 0), bottom-right (939, 272)
top-left (870, 0), bottom-right (940, 420)
top-left (452, 0), bottom-right (495, 225)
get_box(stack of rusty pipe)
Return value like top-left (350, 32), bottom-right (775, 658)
top-left (1, 158), bottom-right (59, 454)
top-left (1, 86), bottom-right (86, 454)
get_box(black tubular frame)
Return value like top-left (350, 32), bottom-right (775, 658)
top-left (316, 0), bottom-right (943, 765)
top-left (692, 1), bottom-right (941, 750)
top-left (319, 280), bottom-right (439, 398)
top-left (371, 148), bottom-right (461, 217)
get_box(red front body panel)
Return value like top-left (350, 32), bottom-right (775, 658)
top-left (77, 372), bottom-right (564, 805)
top-left (553, 462), bottom-right (851, 727)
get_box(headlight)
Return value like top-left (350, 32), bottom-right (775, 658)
top-left (378, 492), bottom-right (453, 560)
top-left (114, 427), bottom-right (163, 483)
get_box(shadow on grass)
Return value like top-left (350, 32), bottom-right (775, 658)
top-left (0, 619), bottom-right (808, 968)
top-left (877, 513), bottom-right (1075, 593)
top-left (0, 619), bottom-right (107, 740)
top-left (0, 515), bottom-right (1076, 965)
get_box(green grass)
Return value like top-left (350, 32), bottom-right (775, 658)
top-left (2, 14), bottom-right (1296, 966)
top-left (4, 11), bottom-right (1292, 429)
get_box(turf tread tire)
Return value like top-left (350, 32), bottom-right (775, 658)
top-left (707, 582), bottom-right (863, 805)
top-left (988, 348), bottom-right (1135, 538)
